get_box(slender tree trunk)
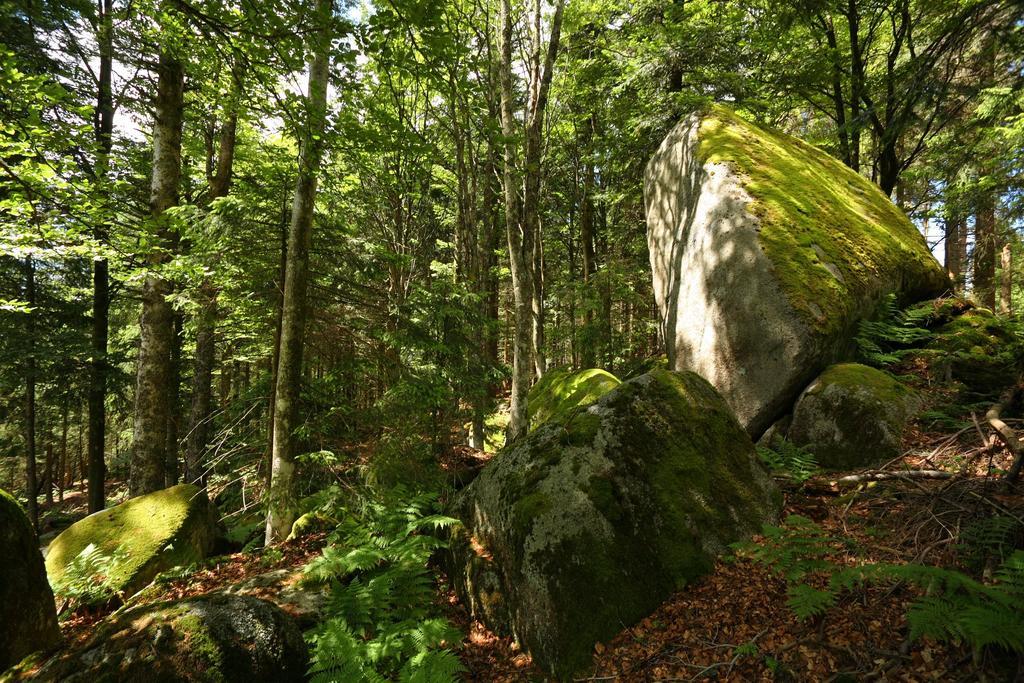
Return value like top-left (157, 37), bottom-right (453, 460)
top-left (88, 0), bottom-right (114, 513)
top-left (129, 25), bottom-right (184, 497)
top-left (500, 0), bottom-right (531, 443)
top-left (165, 313), bottom-right (183, 485)
top-left (24, 256), bottom-right (38, 531)
top-left (975, 188), bottom-right (997, 310)
top-left (265, 202), bottom-right (289, 489)
top-left (265, 0), bottom-right (332, 545)
top-left (1001, 241), bottom-right (1012, 315)
top-left (185, 70), bottom-right (240, 486)
top-left (58, 403), bottom-right (68, 502)
top-left (580, 119), bottom-right (597, 367)
top-left (944, 213), bottom-right (963, 290)
top-left (500, 0), bottom-right (565, 443)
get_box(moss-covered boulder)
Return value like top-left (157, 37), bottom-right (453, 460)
top-left (45, 484), bottom-right (219, 600)
top-left (527, 367), bottom-right (620, 430)
top-left (449, 369), bottom-right (779, 678)
top-left (786, 363), bottom-right (919, 469)
top-left (7, 594), bottom-right (307, 682)
top-left (645, 105), bottom-right (948, 437)
top-left (923, 307), bottom-right (1024, 396)
top-left (0, 489), bottom-right (60, 671)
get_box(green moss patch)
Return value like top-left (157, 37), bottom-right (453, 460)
top-left (527, 367), bottom-right (621, 430)
top-left (45, 484), bottom-right (218, 597)
top-left (698, 106), bottom-right (947, 334)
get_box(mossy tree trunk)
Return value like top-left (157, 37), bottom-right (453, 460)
top-left (265, 0), bottom-right (333, 545)
top-left (130, 17), bottom-right (185, 497)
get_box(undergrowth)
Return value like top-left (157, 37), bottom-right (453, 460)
top-left (757, 439), bottom-right (819, 483)
top-left (302, 486), bottom-right (465, 682)
top-left (51, 543), bottom-right (127, 613)
top-left (854, 294), bottom-right (932, 367)
top-left (737, 515), bottom-right (1024, 656)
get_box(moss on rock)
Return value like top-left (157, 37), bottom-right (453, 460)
top-left (527, 367), bottom-right (621, 431)
top-left (45, 484), bottom-right (219, 599)
top-left (5, 594), bottom-right (307, 683)
top-left (449, 369), bottom-right (779, 678)
top-left (924, 308), bottom-right (1024, 395)
top-left (0, 488), bottom-right (60, 672)
top-left (787, 363), bottom-right (919, 469)
top-left (698, 106), bottom-right (948, 335)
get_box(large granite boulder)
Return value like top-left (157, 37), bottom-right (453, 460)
top-left (0, 489), bottom-right (60, 671)
top-left (6, 594), bottom-right (307, 682)
top-left (45, 484), bottom-right (219, 600)
top-left (786, 363), bottom-right (920, 469)
top-left (645, 105), bottom-right (948, 437)
top-left (527, 367), bottom-right (620, 430)
top-left (450, 369), bottom-right (780, 677)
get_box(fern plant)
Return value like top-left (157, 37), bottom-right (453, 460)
top-left (303, 487), bottom-right (465, 682)
top-left (757, 440), bottom-right (819, 483)
top-left (741, 515), bottom-right (1024, 654)
top-left (51, 542), bottom-right (127, 614)
top-left (854, 294), bottom-right (932, 367)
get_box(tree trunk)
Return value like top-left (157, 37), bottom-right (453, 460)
top-left (58, 403), bottom-right (68, 502)
top-left (129, 27), bottom-right (184, 497)
top-left (265, 0), bottom-right (332, 545)
top-left (1001, 241), bottom-right (1012, 315)
top-left (88, 0), bottom-right (114, 513)
top-left (580, 118), bottom-right (597, 367)
top-left (974, 189), bottom-right (997, 310)
top-left (185, 69), bottom-right (241, 486)
top-left (944, 208), bottom-right (963, 290)
top-left (185, 285), bottom-right (216, 485)
top-left (500, 0), bottom-right (565, 443)
top-left (24, 256), bottom-right (38, 531)
top-left (44, 442), bottom-right (54, 507)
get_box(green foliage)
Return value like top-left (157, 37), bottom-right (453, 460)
top-left (854, 294), bottom-right (933, 367)
top-left (957, 515), bottom-right (1024, 570)
top-left (742, 515), bottom-right (1024, 653)
top-left (757, 440), bottom-right (819, 483)
top-left (51, 543), bottom-right (127, 613)
top-left (304, 487), bottom-right (464, 682)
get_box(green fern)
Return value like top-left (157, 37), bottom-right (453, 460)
top-left (51, 543), bottom-right (128, 613)
top-left (854, 294), bottom-right (932, 367)
top-left (304, 487), bottom-right (465, 682)
top-left (957, 515), bottom-right (1023, 569)
top-left (785, 584), bottom-right (836, 620)
top-left (745, 517), bottom-right (1024, 654)
top-left (757, 440), bottom-right (819, 483)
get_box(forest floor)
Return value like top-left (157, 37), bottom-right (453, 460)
top-left (451, 445), bottom-right (1024, 681)
top-left (44, 385), bottom-right (1024, 681)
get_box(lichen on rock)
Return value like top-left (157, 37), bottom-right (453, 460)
top-left (44, 484), bottom-right (220, 600)
top-left (0, 488), bottom-right (61, 672)
top-left (449, 369), bottom-right (779, 678)
top-left (786, 363), bottom-right (920, 469)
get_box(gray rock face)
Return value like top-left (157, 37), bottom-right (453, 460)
top-left (0, 489), bottom-right (60, 672)
top-left (786, 363), bottom-right (920, 469)
top-left (449, 369), bottom-right (779, 678)
top-left (11, 594), bottom-right (308, 683)
top-left (645, 106), bottom-right (947, 437)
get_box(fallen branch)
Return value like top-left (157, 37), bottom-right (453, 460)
top-left (834, 470), bottom-right (952, 487)
top-left (987, 386), bottom-right (1024, 484)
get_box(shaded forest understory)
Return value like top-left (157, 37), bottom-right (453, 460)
top-left (3, 0), bottom-right (1024, 681)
